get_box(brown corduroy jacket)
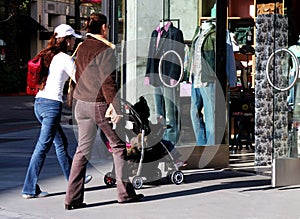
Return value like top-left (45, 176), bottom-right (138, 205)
top-left (73, 35), bottom-right (121, 113)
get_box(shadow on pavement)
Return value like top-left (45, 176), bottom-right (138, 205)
top-left (79, 169), bottom-right (271, 208)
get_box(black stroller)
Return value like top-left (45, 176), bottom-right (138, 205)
top-left (103, 97), bottom-right (185, 189)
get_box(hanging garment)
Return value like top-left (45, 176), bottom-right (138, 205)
top-left (145, 22), bottom-right (185, 87)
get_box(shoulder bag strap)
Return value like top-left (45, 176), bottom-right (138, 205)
top-left (67, 42), bottom-right (82, 93)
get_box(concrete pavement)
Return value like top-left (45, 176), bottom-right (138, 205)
top-left (1, 95), bottom-right (300, 219)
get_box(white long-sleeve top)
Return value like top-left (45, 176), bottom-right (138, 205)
top-left (35, 52), bottom-right (76, 103)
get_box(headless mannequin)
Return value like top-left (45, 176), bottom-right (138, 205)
top-left (288, 36), bottom-right (300, 105)
top-left (190, 21), bottom-right (216, 145)
top-left (201, 21), bottom-right (213, 31)
top-left (288, 35), bottom-right (300, 157)
top-left (144, 21), bottom-right (183, 145)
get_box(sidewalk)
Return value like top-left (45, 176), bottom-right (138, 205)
top-left (1, 163), bottom-right (300, 219)
top-left (1, 124), bottom-right (299, 219)
top-left (0, 95), bottom-right (300, 218)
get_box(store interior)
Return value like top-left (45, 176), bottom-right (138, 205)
top-left (117, 0), bottom-right (300, 176)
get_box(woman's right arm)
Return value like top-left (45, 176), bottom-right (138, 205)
top-left (65, 55), bottom-right (77, 83)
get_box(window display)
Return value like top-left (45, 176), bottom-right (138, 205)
top-left (144, 20), bottom-right (185, 146)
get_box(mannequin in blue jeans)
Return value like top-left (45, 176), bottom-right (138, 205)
top-left (154, 85), bottom-right (180, 145)
top-left (190, 81), bottom-right (216, 145)
top-left (189, 23), bottom-right (236, 146)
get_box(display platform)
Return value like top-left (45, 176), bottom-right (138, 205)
top-left (177, 144), bottom-right (229, 169)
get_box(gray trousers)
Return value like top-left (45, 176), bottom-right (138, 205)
top-left (65, 100), bottom-right (136, 204)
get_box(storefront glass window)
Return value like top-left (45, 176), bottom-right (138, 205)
top-left (125, 0), bottom-right (199, 147)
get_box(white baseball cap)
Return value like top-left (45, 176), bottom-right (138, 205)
top-left (54, 24), bottom-right (82, 38)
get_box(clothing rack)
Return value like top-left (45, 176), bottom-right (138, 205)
top-left (161, 0), bottom-right (181, 29)
top-left (162, 0), bottom-right (170, 21)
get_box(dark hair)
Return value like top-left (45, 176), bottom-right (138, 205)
top-left (85, 13), bottom-right (107, 34)
top-left (35, 33), bottom-right (72, 90)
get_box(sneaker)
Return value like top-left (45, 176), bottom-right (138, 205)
top-left (84, 175), bottom-right (92, 184)
top-left (176, 160), bottom-right (187, 168)
top-left (22, 191), bottom-right (48, 199)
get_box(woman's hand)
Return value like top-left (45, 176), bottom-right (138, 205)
top-left (105, 104), bottom-right (122, 124)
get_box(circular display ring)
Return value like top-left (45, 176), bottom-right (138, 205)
top-left (158, 49), bottom-right (184, 88)
top-left (266, 48), bottom-right (299, 92)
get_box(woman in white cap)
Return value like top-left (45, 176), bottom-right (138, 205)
top-left (22, 24), bottom-right (91, 199)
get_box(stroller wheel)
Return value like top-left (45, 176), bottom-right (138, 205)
top-left (170, 171), bottom-right (184, 185)
top-left (104, 172), bottom-right (116, 187)
top-left (132, 176), bottom-right (143, 190)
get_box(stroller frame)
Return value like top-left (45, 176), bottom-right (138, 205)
top-left (104, 98), bottom-right (184, 189)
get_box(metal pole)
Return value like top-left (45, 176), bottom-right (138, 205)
top-left (75, 0), bottom-right (81, 32)
top-left (216, 0), bottom-right (227, 94)
top-left (215, 0), bottom-right (227, 144)
top-left (167, 0), bottom-right (170, 20)
top-left (102, 0), bottom-right (118, 44)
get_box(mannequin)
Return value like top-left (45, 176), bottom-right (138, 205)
top-left (189, 21), bottom-right (216, 145)
top-left (288, 36), bottom-right (300, 108)
top-left (288, 35), bottom-right (300, 157)
top-left (288, 35), bottom-right (300, 121)
top-left (289, 35), bottom-right (300, 56)
top-left (189, 21), bottom-right (236, 146)
top-left (145, 21), bottom-right (185, 145)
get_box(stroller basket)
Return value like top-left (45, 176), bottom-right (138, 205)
top-left (127, 141), bottom-right (169, 163)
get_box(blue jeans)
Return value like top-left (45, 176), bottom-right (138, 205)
top-left (154, 86), bottom-right (180, 145)
top-left (190, 82), bottom-right (215, 145)
top-left (22, 98), bottom-right (72, 195)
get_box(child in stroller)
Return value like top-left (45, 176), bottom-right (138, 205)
top-left (104, 96), bottom-right (185, 189)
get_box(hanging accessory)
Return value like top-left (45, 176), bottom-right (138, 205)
top-left (266, 48), bottom-right (299, 91)
top-left (158, 49), bottom-right (183, 88)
